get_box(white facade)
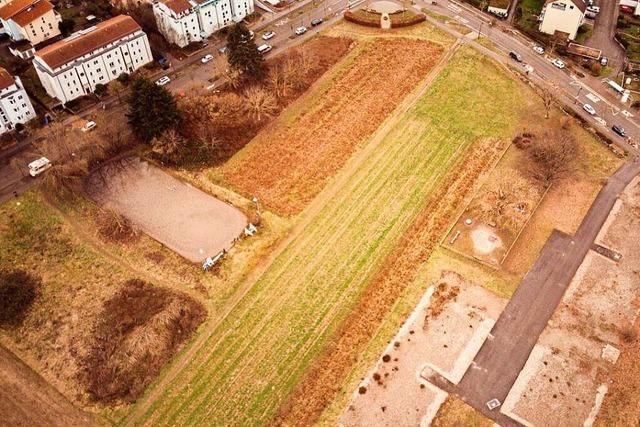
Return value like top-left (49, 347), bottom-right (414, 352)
top-left (539, 0), bottom-right (585, 40)
top-left (0, 71), bottom-right (36, 134)
top-left (0, 0), bottom-right (61, 46)
top-left (153, 0), bottom-right (254, 48)
top-left (32, 16), bottom-right (153, 104)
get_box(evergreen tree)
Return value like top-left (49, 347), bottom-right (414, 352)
top-left (126, 77), bottom-right (181, 142)
top-left (226, 23), bottom-right (265, 80)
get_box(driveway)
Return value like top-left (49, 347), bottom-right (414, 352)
top-left (585, 0), bottom-right (626, 70)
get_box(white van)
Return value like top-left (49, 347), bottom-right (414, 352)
top-left (28, 157), bottom-right (52, 177)
top-left (257, 44), bottom-right (272, 54)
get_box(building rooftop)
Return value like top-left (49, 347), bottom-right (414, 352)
top-left (0, 67), bottom-right (16, 91)
top-left (159, 0), bottom-right (192, 14)
top-left (35, 15), bottom-right (142, 69)
top-left (0, 0), bottom-right (54, 26)
top-left (544, 0), bottom-right (586, 13)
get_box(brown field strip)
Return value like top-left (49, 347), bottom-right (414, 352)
top-left (218, 37), bottom-right (445, 216)
top-left (272, 137), bottom-right (504, 426)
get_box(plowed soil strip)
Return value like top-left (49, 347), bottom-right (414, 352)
top-left (272, 137), bottom-right (502, 426)
top-left (219, 38), bottom-right (444, 216)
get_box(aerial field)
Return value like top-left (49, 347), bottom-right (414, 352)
top-left (215, 37), bottom-right (445, 216)
top-left (129, 44), bottom-right (529, 427)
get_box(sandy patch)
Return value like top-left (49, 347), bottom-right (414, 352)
top-left (340, 272), bottom-right (506, 426)
top-left (470, 225), bottom-right (503, 255)
top-left (88, 158), bottom-right (247, 262)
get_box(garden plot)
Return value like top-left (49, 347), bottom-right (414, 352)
top-left (501, 178), bottom-right (640, 427)
top-left (88, 158), bottom-right (247, 262)
top-left (444, 145), bottom-right (545, 266)
top-left (340, 272), bottom-right (505, 426)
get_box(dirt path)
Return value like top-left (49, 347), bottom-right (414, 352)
top-left (0, 344), bottom-right (94, 427)
top-left (122, 38), bottom-right (462, 427)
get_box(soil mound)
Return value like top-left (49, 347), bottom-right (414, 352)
top-left (82, 279), bottom-right (206, 403)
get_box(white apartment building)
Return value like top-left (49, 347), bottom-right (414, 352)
top-left (0, 67), bottom-right (36, 134)
top-left (32, 15), bottom-right (153, 104)
top-left (153, 0), bottom-right (254, 48)
top-left (539, 0), bottom-right (586, 40)
top-left (0, 0), bottom-right (61, 46)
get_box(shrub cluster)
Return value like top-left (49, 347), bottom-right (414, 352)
top-left (344, 10), bottom-right (380, 28)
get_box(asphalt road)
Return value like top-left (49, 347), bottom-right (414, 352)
top-left (584, 0), bottom-right (625, 70)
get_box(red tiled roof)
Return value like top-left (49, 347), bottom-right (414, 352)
top-left (0, 0), bottom-right (53, 23)
top-left (0, 67), bottom-right (16, 91)
top-left (12, 0), bottom-right (53, 26)
top-left (35, 15), bottom-right (141, 69)
top-left (160, 0), bottom-right (192, 14)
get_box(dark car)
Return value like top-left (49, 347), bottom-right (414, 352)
top-left (509, 51), bottom-right (523, 62)
top-left (612, 125), bottom-right (626, 137)
top-left (311, 18), bottom-right (323, 26)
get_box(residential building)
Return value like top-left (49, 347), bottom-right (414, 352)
top-left (487, 0), bottom-right (510, 18)
top-left (153, 0), bottom-right (254, 48)
top-left (0, 67), bottom-right (36, 134)
top-left (0, 0), bottom-right (61, 46)
top-left (538, 0), bottom-right (586, 40)
top-left (32, 15), bottom-right (153, 104)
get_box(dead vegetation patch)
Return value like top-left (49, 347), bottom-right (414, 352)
top-left (95, 208), bottom-right (139, 244)
top-left (220, 37), bottom-right (444, 216)
top-left (424, 282), bottom-right (460, 327)
top-left (271, 138), bottom-right (502, 426)
top-left (81, 279), bottom-right (206, 403)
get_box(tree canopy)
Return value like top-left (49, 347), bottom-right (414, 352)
top-left (226, 23), bottom-right (266, 80)
top-left (126, 77), bottom-right (181, 142)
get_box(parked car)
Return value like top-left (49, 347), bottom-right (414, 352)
top-left (241, 30), bottom-right (255, 43)
top-left (583, 104), bottom-right (596, 115)
top-left (157, 56), bottom-right (171, 70)
top-left (587, 5), bottom-right (600, 13)
top-left (81, 120), bottom-right (97, 132)
top-left (311, 18), bottom-right (323, 26)
top-left (155, 76), bottom-right (171, 86)
top-left (509, 51), bottom-right (523, 62)
top-left (551, 58), bottom-right (565, 69)
top-left (262, 31), bottom-right (276, 40)
top-left (295, 26), bottom-right (307, 35)
top-left (533, 45), bottom-right (544, 55)
top-left (201, 54), bottom-right (213, 64)
top-left (612, 124), bottom-right (626, 137)
top-left (28, 157), bottom-right (51, 177)
top-left (600, 56), bottom-right (608, 66)
top-left (257, 44), bottom-right (273, 54)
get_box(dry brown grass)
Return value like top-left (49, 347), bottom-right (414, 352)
top-left (432, 396), bottom-right (493, 427)
top-left (218, 37), bottom-right (444, 216)
top-left (272, 138), bottom-right (502, 426)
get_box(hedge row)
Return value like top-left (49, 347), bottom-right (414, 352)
top-left (344, 10), bottom-right (380, 27)
top-left (391, 13), bottom-right (426, 27)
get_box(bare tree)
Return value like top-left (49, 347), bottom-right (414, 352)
top-left (244, 86), bottom-right (278, 122)
top-left (542, 89), bottom-right (553, 119)
top-left (150, 129), bottom-right (186, 164)
top-left (527, 130), bottom-right (579, 185)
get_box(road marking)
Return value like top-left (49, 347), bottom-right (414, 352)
top-left (586, 93), bottom-right (600, 103)
top-left (447, 3), bottom-right (461, 12)
top-left (454, 15), bottom-right (469, 24)
top-left (622, 110), bottom-right (634, 118)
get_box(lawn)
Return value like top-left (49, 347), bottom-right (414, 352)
top-left (127, 45), bottom-right (528, 427)
top-left (515, 0), bottom-right (545, 33)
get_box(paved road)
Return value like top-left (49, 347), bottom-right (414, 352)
top-left (427, 158), bottom-right (640, 425)
top-left (585, 0), bottom-right (625, 71)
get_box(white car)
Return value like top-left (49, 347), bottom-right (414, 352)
top-left (28, 157), bottom-right (51, 177)
top-left (587, 5), bottom-right (600, 13)
top-left (81, 120), bottom-right (96, 132)
top-left (257, 44), bottom-right (272, 54)
top-left (583, 104), bottom-right (596, 115)
top-left (533, 45), bottom-right (544, 55)
top-left (155, 76), bottom-right (171, 86)
top-left (551, 58), bottom-right (565, 69)
top-left (201, 54), bottom-right (213, 64)
top-left (262, 31), bottom-right (275, 40)
top-left (295, 26), bottom-right (307, 36)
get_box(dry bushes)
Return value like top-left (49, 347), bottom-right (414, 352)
top-left (424, 281), bottom-right (460, 327)
top-left (222, 38), bottom-right (444, 216)
top-left (0, 268), bottom-right (41, 326)
top-left (178, 36), bottom-right (353, 165)
top-left (272, 138), bottom-right (501, 426)
top-left (95, 208), bottom-right (139, 243)
top-left (344, 10), bottom-right (381, 27)
top-left (82, 279), bottom-right (206, 403)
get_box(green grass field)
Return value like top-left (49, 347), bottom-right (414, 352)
top-left (129, 46), bottom-right (528, 426)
